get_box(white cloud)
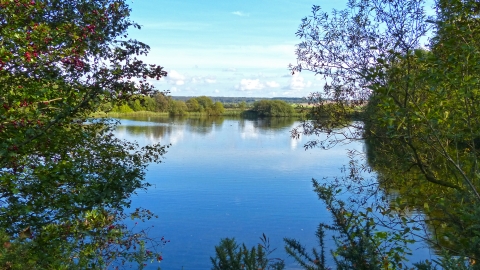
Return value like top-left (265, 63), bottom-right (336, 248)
top-left (240, 122), bottom-right (259, 139)
top-left (167, 70), bottom-right (186, 86)
top-left (205, 78), bottom-right (216, 84)
top-left (223, 68), bottom-right (237, 72)
top-left (190, 75), bottom-right (216, 84)
top-left (235, 78), bottom-right (282, 92)
top-left (168, 70), bottom-right (184, 80)
top-left (236, 79), bottom-right (264, 91)
top-left (266, 81), bottom-right (280, 88)
top-left (285, 74), bottom-right (311, 91)
top-left (190, 77), bottom-right (199, 84)
top-left (169, 129), bottom-right (185, 145)
top-left (232, 11), bottom-right (249, 17)
top-left (164, 70), bottom-right (218, 87)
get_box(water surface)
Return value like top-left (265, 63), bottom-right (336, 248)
top-left (113, 116), bottom-right (430, 269)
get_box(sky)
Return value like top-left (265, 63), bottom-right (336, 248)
top-left (125, 0), bottom-right (348, 98)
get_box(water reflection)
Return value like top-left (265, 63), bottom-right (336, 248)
top-left (252, 117), bottom-right (297, 130)
top-left (364, 136), bottom-right (471, 257)
top-left (185, 116), bottom-right (225, 134)
top-left (124, 125), bottom-right (172, 139)
top-left (113, 115), bottom-right (362, 269)
top-left (112, 116), bottom-right (437, 269)
top-left (115, 116), bottom-right (299, 143)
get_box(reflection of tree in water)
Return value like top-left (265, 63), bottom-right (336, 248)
top-left (115, 125), bottom-right (173, 141)
top-left (186, 116), bottom-right (224, 134)
top-left (118, 116), bottom-right (298, 135)
top-left (235, 117), bottom-right (297, 135)
top-left (116, 115), bottom-right (173, 124)
top-left (365, 137), bottom-right (479, 257)
top-left (127, 125), bottom-right (173, 140)
top-left (252, 117), bottom-right (296, 131)
top-left (117, 116), bottom-right (298, 141)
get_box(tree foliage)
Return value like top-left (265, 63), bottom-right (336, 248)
top-left (285, 180), bottom-right (414, 270)
top-left (211, 234), bottom-right (285, 270)
top-left (0, 0), bottom-right (167, 267)
top-left (251, 100), bottom-right (295, 117)
top-left (107, 94), bottom-right (225, 116)
top-left (290, 0), bottom-right (431, 148)
top-left (287, 0), bottom-right (480, 268)
top-left (185, 96), bottom-right (224, 115)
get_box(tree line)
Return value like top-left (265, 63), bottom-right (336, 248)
top-left (100, 94), bottom-right (303, 117)
top-left (106, 94), bottom-right (226, 116)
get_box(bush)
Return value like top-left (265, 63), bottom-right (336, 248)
top-left (211, 234), bottom-right (285, 270)
top-left (113, 103), bottom-right (134, 113)
top-left (251, 100), bottom-right (295, 117)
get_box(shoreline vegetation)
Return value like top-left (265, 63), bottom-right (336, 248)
top-left (92, 95), bottom-right (310, 118)
top-left (91, 95), bottom-right (365, 119)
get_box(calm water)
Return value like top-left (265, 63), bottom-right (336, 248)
top-left (113, 116), bottom-right (432, 269)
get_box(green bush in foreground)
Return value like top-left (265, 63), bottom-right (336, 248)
top-left (211, 234), bottom-right (285, 270)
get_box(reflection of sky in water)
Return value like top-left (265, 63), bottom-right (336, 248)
top-left (240, 121), bottom-right (259, 139)
top-left (290, 134), bottom-right (299, 150)
top-left (112, 117), bottom-right (434, 269)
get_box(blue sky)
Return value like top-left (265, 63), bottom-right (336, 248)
top-left (126, 0), bottom-right (348, 97)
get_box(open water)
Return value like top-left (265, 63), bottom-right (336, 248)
top-left (113, 115), bottom-right (434, 269)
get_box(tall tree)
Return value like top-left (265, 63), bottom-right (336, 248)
top-left (287, 0), bottom-right (480, 267)
top-left (290, 0), bottom-right (431, 148)
top-left (0, 0), bottom-right (167, 268)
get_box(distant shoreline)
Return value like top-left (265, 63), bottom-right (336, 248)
top-left (91, 108), bottom-right (307, 118)
top-left (169, 96), bottom-right (307, 104)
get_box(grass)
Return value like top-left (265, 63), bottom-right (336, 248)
top-left (91, 111), bottom-right (169, 118)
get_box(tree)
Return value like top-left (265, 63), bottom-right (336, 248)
top-left (209, 101), bottom-right (225, 116)
top-left (0, 0), bottom-right (167, 267)
top-left (285, 180), bottom-right (414, 270)
top-left (364, 0), bottom-right (480, 260)
top-left (287, 0), bottom-right (480, 267)
top-left (186, 98), bottom-right (201, 112)
top-left (195, 95), bottom-right (214, 111)
top-left (113, 102), bottom-right (134, 113)
top-left (154, 92), bottom-right (171, 112)
top-left (290, 0), bottom-right (431, 148)
top-left (143, 95), bottom-right (157, 112)
top-left (251, 100), bottom-right (295, 117)
top-left (185, 96), bottom-right (225, 115)
top-left (238, 101), bottom-right (247, 111)
top-left (168, 99), bottom-right (188, 116)
top-left (129, 98), bottom-right (145, 111)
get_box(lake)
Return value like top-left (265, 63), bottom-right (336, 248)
top-left (113, 115), bottom-right (434, 269)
